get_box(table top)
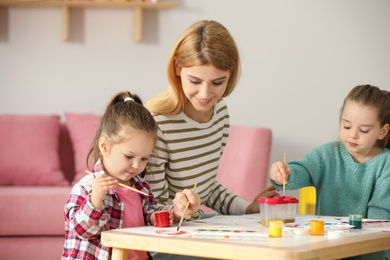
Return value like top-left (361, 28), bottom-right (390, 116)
top-left (101, 214), bottom-right (390, 260)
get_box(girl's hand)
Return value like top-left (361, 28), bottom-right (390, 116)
top-left (91, 174), bottom-right (118, 211)
top-left (245, 185), bottom-right (278, 214)
top-left (270, 161), bottom-right (291, 185)
top-left (172, 189), bottom-right (201, 221)
top-left (150, 212), bottom-right (156, 226)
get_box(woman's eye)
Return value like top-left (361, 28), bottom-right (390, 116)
top-left (343, 126), bottom-right (351, 130)
top-left (360, 130), bottom-right (369, 134)
top-left (141, 157), bottom-right (149, 161)
top-left (213, 82), bottom-right (223, 86)
top-left (190, 80), bottom-right (200, 84)
top-left (125, 155), bottom-right (133, 159)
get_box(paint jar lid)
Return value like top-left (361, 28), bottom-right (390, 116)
top-left (269, 220), bottom-right (284, 227)
top-left (258, 196), bottom-right (287, 205)
top-left (282, 196), bottom-right (299, 204)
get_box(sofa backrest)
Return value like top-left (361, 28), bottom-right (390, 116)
top-left (217, 125), bottom-right (272, 202)
top-left (59, 123), bottom-right (76, 183)
top-left (200, 125), bottom-right (272, 213)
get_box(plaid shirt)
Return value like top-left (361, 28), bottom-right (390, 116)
top-left (62, 160), bottom-right (157, 260)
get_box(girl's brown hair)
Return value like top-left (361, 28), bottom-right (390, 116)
top-left (146, 20), bottom-right (241, 115)
top-left (340, 84), bottom-right (390, 149)
top-left (87, 91), bottom-right (158, 176)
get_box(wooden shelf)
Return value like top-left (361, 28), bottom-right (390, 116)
top-left (0, 0), bottom-right (178, 42)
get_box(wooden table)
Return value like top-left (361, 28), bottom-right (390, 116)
top-left (101, 214), bottom-right (390, 260)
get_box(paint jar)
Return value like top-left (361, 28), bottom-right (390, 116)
top-left (155, 211), bottom-right (170, 227)
top-left (282, 197), bottom-right (299, 223)
top-left (349, 214), bottom-right (363, 229)
top-left (259, 197), bottom-right (286, 227)
top-left (310, 220), bottom-right (324, 236)
top-left (269, 220), bottom-right (283, 237)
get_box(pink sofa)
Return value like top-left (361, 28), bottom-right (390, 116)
top-left (0, 114), bottom-right (99, 260)
top-left (201, 125), bottom-right (272, 213)
top-left (0, 114), bottom-right (272, 259)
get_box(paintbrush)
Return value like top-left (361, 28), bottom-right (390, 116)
top-left (86, 170), bottom-right (149, 196)
top-left (283, 152), bottom-right (286, 198)
top-left (177, 182), bottom-right (198, 231)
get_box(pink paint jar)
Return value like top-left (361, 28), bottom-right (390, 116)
top-left (155, 211), bottom-right (170, 227)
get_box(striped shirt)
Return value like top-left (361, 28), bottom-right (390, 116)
top-left (146, 99), bottom-right (249, 219)
top-left (62, 160), bottom-right (156, 260)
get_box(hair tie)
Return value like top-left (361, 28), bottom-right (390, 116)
top-left (124, 97), bottom-right (134, 102)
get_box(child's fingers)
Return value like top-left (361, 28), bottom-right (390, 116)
top-left (270, 161), bottom-right (287, 185)
top-left (94, 174), bottom-right (118, 191)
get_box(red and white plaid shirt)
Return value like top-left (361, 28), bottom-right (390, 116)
top-left (62, 160), bottom-right (156, 260)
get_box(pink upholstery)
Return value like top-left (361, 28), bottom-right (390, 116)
top-left (0, 186), bottom-right (71, 236)
top-left (0, 121), bottom-right (76, 259)
top-left (0, 115), bottom-right (68, 186)
top-left (0, 237), bottom-right (65, 260)
top-left (65, 113), bottom-right (100, 185)
top-left (201, 125), bottom-right (272, 213)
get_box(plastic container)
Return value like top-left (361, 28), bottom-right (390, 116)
top-left (155, 211), bottom-right (170, 227)
top-left (349, 214), bottom-right (363, 229)
top-left (259, 197), bottom-right (286, 227)
top-left (269, 220), bottom-right (283, 237)
top-left (310, 220), bottom-right (324, 236)
top-left (282, 197), bottom-right (299, 223)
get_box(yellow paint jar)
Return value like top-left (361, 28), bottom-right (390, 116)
top-left (269, 220), bottom-right (283, 237)
top-left (310, 220), bottom-right (324, 236)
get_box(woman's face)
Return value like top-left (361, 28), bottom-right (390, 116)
top-left (178, 65), bottom-right (230, 122)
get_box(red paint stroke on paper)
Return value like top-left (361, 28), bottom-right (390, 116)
top-left (155, 230), bottom-right (189, 236)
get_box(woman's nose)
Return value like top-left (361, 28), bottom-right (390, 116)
top-left (198, 84), bottom-right (211, 97)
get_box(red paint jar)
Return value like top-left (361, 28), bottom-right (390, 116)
top-left (155, 211), bottom-right (170, 227)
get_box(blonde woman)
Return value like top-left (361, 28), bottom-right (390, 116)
top-left (146, 20), bottom-right (276, 225)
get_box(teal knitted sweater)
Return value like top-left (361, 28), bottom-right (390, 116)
top-left (271, 142), bottom-right (390, 259)
top-left (272, 142), bottom-right (390, 220)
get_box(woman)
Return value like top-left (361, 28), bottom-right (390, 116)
top-left (146, 20), bottom-right (276, 223)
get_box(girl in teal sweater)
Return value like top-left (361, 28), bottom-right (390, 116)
top-left (270, 85), bottom-right (390, 259)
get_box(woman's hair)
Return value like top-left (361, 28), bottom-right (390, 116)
top-left (340, 84), bottom-right (390, 149)
top-left (146, 20), bottom-right (241, 115)
top-left (87, 91), bottom-right (158, 176)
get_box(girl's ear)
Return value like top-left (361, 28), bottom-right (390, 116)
top-left (378, 123), bottom-right (390, 140)
top-left (99, 137), bottom-right (109, 157)
top-left (174, 57), bottom-right (181, 77)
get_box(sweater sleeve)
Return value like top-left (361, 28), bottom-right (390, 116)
top-left (146, 127), bottom-right (172, 211)
top-left (271, 144), bottom-right (329, 191)
top-left (367, 159), bottom-right (390, 220)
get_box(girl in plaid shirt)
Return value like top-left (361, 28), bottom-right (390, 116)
top-left (62, 91), bottom-right (173, 260)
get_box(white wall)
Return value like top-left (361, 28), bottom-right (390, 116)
top-left (1, 0), bottom-right (389, 197)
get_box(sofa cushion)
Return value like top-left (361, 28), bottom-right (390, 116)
top-left (0, 236), bottom-right (66, 260)
top-left (59, 123), bottom-right (76, 183)
top-left (0, 186), bottom-right (72, 236)
top-left (65, 113), bottom-right (100, 185)
top-left (0, 115), bottom-right (68, 186)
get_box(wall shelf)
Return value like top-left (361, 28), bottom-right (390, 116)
top-left (0, 0), bottom-right (178, 42)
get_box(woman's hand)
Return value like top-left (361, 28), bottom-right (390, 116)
top-left (172, 188), bottom-right (201, 221)
top-left (245, 185), bottom-right (278, 214)
top-left (91, 174), bottom-right (118, 211)
top-left (270, 161), bottom-right (291, 185)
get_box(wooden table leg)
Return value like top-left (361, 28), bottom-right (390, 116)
top-left (111, 247), bottom-right (128, 260)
